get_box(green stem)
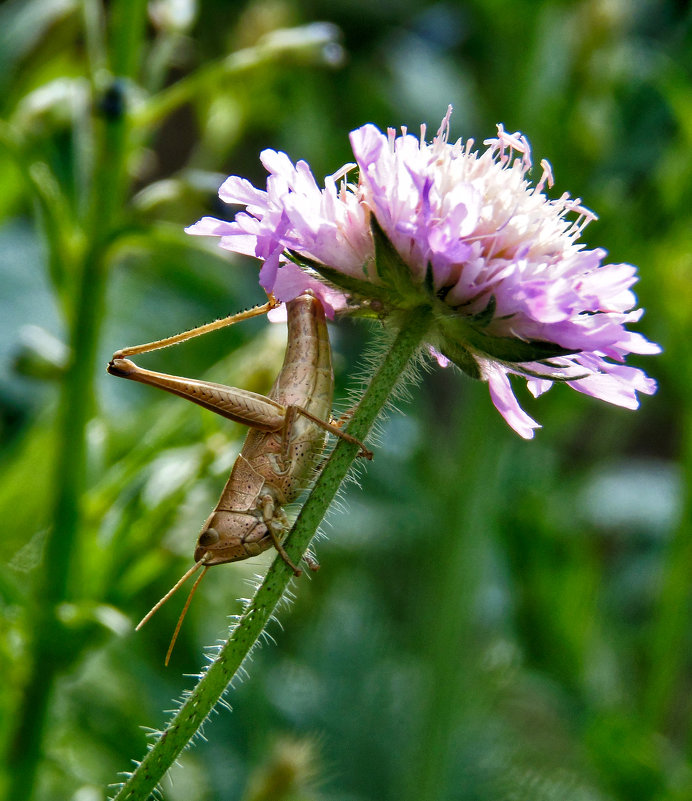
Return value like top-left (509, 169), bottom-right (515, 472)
top-left (4, 241), bottom-right (110, 801)
top-left (109, 0), bottom-right (149, 77)
top-left (111, 306), bottom-right (433, 801)
top-left (643, 406), bottom-right (692, 728)
top-left (3, 4), bottom-right (149, 799)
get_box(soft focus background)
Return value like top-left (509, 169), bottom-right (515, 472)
top-left (0, 1), bottom-right (688, 800)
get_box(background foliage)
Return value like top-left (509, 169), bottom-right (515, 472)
top-left (0, 1), bottom-right (689, 799)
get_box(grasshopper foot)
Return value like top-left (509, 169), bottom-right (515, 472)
top-left (304, 553), bottom-right (321, 572)
top-left (268, 528), bottom-right (302, 577)
top-left (107, 357), bottom-right (137, 377)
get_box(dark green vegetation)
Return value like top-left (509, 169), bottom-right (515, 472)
top-left (0, 1), bottom-right (688, 799)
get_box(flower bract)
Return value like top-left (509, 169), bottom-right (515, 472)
top-left (186, 107), bottom-right (659, 438)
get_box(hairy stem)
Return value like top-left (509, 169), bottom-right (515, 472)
top-left (111, 305), bottom-right (433, 801)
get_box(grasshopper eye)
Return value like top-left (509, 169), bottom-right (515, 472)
top-left (198, 528), bottom-right (220, 546)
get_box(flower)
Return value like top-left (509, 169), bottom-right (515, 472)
top-left (186, 107), bottom-right (659, 439)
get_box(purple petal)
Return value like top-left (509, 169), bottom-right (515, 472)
top-left (486, 366), bottom-right (541, 439)
top-left (271, 263), bottom-right (347, 317)
top-left (218, 176), bottom-right (267, 208)
top-left (185, 217), bottom-right (236, 237)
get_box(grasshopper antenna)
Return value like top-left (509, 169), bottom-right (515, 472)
top-left (165, 565), bottom-right (209, 666)
top-left (136, 554), bottom-right (209, 631)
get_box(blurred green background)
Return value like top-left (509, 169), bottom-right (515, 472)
top-left (0, 1), bottom-right (689, 799)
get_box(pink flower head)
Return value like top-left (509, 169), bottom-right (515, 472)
top-left (186, 107), bottom-right (659, 439)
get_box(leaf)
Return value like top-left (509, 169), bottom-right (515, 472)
top-left (439, 340), bottom-right (482, 380)
top-left (467, 294), bottom-right (497, 328)
top-left (370, 216), bottom-right (419, 302)
top-left (440, 314), bottom-right (577, 363)
top-left (286, 250), bottom-right (400, 308)
top-left (0, 0), bottom-right (77, 94)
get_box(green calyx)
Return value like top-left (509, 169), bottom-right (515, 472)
top-left (437, 311), bottom-right (577, 365)
top-left (289, 215), bottom-right (579, 373)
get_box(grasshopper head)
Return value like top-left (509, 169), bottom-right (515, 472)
top-left (194, 511), bottom-right (272, 565)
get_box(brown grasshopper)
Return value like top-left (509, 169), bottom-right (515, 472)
top-left (108, 291), bottom-right (371, 658)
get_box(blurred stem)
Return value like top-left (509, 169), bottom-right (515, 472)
top-left (112, 306), bottom-right (433, 801)
top-left (135, 26), bottom-right (339, 130)
top-left (81, 0), bottom-right (107, 75)
top-left (3, 3), bottom-right (149, 799)
top-left (400, 390), bottom-right (499, 801)
top-left (643, 407), bottom-right (692, 730)
top-left (109, 0), bottom-right (149, 77)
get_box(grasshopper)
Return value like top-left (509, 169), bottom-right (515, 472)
top-left (108, 291), bottom-right (371, 658)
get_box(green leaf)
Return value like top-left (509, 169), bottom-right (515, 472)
top-left (440, 314), bottom-right (577, 363)
top-left (370, 216), bottom-right (419, 301)
top-left (286, 250), bottom-right (400, 308)
top-left (439, 340), bottom-right (482, 380)
top-left (467, 294), bottom-right (497, 328)
top-left (0, 0), bottom-right (77, 95)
